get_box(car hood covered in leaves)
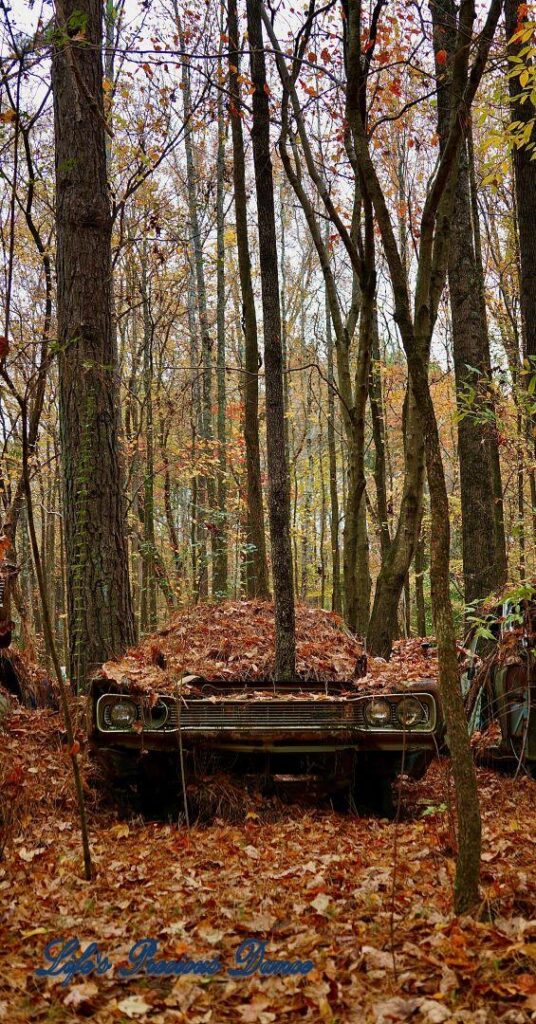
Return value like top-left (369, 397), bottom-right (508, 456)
top-left (98, 601), bottom-right (440, 698)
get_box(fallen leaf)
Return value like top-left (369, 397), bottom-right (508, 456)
top-left (311, 893), bottom-right (331, 915)
top-left (244, 844), bottom-right (260, 860)
top-left (63, 982), bottom-right (98, 1011)
top-left (117, 995), bottom-right (152, 1018)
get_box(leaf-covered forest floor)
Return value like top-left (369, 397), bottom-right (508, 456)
top-left (1, 706), bottom-right (534, 1024)
top-left (0, 603), bottom-right (535, 1023)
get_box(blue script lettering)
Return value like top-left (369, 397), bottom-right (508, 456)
top-left (118, 938), bottom-right (221, 978)
top-left (229, 938), bottom-right (313, 978)
top-left (35, 938), bottom-right (112, 987)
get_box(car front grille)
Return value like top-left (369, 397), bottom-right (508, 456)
top-left (96, 693), bottom-right (436, 735)
top-left (168, 699), bottom-right (365, 731)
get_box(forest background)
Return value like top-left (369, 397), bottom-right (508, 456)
top-left (1, 0), bottom-right (535, 679)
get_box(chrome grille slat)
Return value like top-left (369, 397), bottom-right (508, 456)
top-left (174, 700), bottom-right (358, 731)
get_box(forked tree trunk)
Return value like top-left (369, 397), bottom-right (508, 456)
top-left (247, 0), bottom-right (295, 678)
top-left (344, 0), bottom-right (503, 913)
top-left (52, 0), bottom-right (134, 687)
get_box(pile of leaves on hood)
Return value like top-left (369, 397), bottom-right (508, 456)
top-left (99, 601), bottom-right (440, 697)
top-left (1, 703), bottom-right (535, 1023)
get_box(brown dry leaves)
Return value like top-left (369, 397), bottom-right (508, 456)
top-left (100, 601), bottom-right (440, 696)
top-left (1, 703), bottom-right (535, 1023)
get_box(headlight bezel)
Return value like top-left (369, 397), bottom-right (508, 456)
top-left (144, 700), bottom-right (170, 730)
top-left (96, 693), bottom-right (177, 733)
top-left (396, 696), bottom-right (426, 728)
top-left (364, 697), bottom-right (392, 727)
top-left (360, 692), bottom-right (435, 732)
top-left (108, 699), bottom-right (139, 729)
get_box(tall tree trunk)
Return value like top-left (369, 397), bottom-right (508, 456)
top-left (517, 410), bottom-right (526, 576)
top-left (52, 0), bottom-right (134, 688)
top-left (369, 316), bottom-right (390, 561)
top-left (214, 29), bottom-right (228, 597)
top-left (354, 491), bottom-right (371, 636)
top-left (140, 246), bottom-right (157, 632)
top-left (325, 268), bottom-right (342, 614)
top-left (247, 0), bottom-right (295, 678)
top-left (415, 523), bottom-right (427, 636)
top-left (160, 425), bottom-right (182, 600)
top-left (318, 406), bottom-right (327, 608)
top-left (279, 190), bottom-right (291, 465)
top-left (467, 127), bottom-right (507, 577)
top-left (301, 380), bottom-right (313, 601)
top-left (228, 0), bottom-right (270, 598)
top-left (263, 13), bottom-right (373, 633)
top-left (177, 11), bottom-right (214, 597)
top-left (367, 384), bottom-right (425, 656)
top-left (186, 265), bottom-right (205, 601)
top-left (505, 0), bottom-right (536, 576)
top-left (344, 0), bottom-right (503, 912)
top-left (505, 0), bottom-right (536, 381)
top-left (432, 0), bottom-right (506, 606)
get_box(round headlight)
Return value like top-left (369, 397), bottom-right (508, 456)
top-left (109, 700), bottom-right (138, 728)
top-left (396, 697), bottom-right (424, 728)
top-left (145, 700), bottom-right (169, 730)
top-left (365, 698), bottom-right (392, 726)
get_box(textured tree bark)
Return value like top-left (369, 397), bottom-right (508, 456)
top-left (369, 318), bottom-right (390, 563)
top-left (177, 11), bottom-right (214, 598)
top-left (161, 431), bottom-right (182, 598)
top-left (467, 129), bottom-right (508, 578)
top-left (318, 406), bottom-right (327, 608)
top-left (354, 492), bottom-right (371, 636)
top-left (505, 0), bottom-right (536, 376)
top-left (367, 384), bottom-right (425, 656)
top-left (505, 0), bottom-right (536, 566)
top-left (52, 0), bottom-right (134, 688)
top-left (325, 269), bottom-right (342, 614)
top-left (140, 244), bottom-right (157, 633)
top-left (415, 525), bottom-right (427, 637)
top-left (185, 266), bottom-right (205, 602)
top-left (301, 380), bottom-right (314, 601)
top-left (432, 0), bottom-right (506, 607)
top-left (247, 0), bottom-right (295, 678)
top-left (228, 0), bottom-right (270, 599)
top-left (214, 29), bottom-right (229, 598)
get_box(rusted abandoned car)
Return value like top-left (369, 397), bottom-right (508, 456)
top-left (88, 666), bottom-right (443, 817)
top-left (463, 592), bottom-right (536, 774)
